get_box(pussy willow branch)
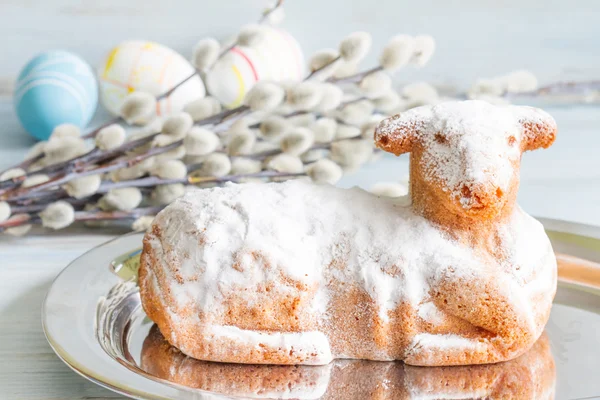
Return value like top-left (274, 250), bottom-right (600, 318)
top-left (95, 170), bottom-right (305, 192)
top-left (1, 141), bottom-right (181, 201)
top-left (328, 65), bottom-right (383, 84)
top-left (506, 80), bottom-right (600, 97)
top-left (0, 133), bottom-right (161, 190)
top-left (0, 206), bottom-right (164, 232)
top-left (10, 196), bottom-right (98, 215)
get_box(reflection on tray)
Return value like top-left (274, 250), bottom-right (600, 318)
top-left (140, 325), bottom-right (556, 399)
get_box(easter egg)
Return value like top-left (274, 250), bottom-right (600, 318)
top-left (206, 27), bottom-right (305, 108)
top-left (98, 40), bottom-right (205, 117)
top-left (14, 51), bottom-right (98, 141)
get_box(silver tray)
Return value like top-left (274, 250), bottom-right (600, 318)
top-left (42, 218), bottom-right (600, 400)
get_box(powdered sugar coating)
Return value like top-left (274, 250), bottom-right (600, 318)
top-left (141, 100), bottom-right (558, 366)
top-left (146, 179), bottom-right (554, 341)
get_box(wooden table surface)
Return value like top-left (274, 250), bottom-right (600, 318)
top-left (0, 1), bottom-right (599, 399)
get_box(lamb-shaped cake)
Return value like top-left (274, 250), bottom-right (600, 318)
top-left (139, 100), bottom-right (558, 366)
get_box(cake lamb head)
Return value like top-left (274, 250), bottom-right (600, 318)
top-left (139, 100), bottom-right (558, 368)
top-left (375, 100), bottom-right (556, 224)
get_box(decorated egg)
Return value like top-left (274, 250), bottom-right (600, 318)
top-left (14, 51), bottom-right (98, 141)
top-left (206, 27), bottom-right (304, 108)
top-left (98, 40), bottom-right (205, 117)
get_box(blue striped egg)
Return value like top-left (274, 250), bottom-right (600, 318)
top-left (14, 51), bottom-right (98, 140)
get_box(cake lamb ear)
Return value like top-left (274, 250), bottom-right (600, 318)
top-left (513, 105), bottom-right (558, 152)
top-left (374, 108), bottom-right (432, 156)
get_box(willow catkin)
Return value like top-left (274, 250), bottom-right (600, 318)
top-left (305, 159), bottom-right (343, 184)
top-left (39, 201), bottom-right (75, 230)
top-left (63, 174), bottom-right (102, 199)
top-left (339, 32), bottom-right (372, 63)
top-left (119, 91), bottom-right (157, 125)
top-left (280, 128), bottom-right (314, 156)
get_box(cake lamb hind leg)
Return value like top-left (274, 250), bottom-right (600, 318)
top-left (375, 100), bottom-right (558, 365)
top-left (139, 100), bottom-right (558, 366)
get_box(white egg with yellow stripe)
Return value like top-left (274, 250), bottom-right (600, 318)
top-left (98, 40), bottom-right (205, 117)
top-left (206, 27), bottom-right (304, 108)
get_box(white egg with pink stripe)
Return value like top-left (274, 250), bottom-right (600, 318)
top-left (206, 27), bottom-right (305, 108)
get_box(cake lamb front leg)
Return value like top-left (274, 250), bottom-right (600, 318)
top-left (405, 265), bottom-right (538, 366)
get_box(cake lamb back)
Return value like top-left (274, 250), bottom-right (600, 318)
top-left (139, 100), bottom-right (558, 366)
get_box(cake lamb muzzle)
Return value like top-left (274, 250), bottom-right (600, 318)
top-left (139, 100), bottom-right (558, 367)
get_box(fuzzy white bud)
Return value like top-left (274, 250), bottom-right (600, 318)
top-left (100, 187), bottom-right (143, 211)
top-left (335, 124), bottom-right (361, 140)
top-left (369, 182), bottom-right (408, 198)
top-left (308, 49), bottom-right (340, 80)
top-left (359, 71), bottom-right (392, 98)
top-left (402, 82), bottom-right (439, 105)
top-left (198, 153), bottom-right (231, 177)
top-left (154, 145), bottom-right (186, 162)
top-left (333, 61), bottom-right (358, 79)
top-left (266, 153), bottom-right (304, 173)
top-left (44, 136), bottom-right (88, 164)
top-left (5, 214), bottom-right (31, 236)
top-left (231, 157), bottom-right (262, 175)
top-left (311, 118), bottom-right (337, 143)
top-left (411, 35), bottom-right (436, 67)
top-left (192, 38), bottom-right (220, 70)
top-left (131, 215), bottom-right (155, 232)
top-left (372, 90), bottom-right (402, 112)
top-left (184, 127), bottom-right (220, 156)
top-left (111, 161), bottom-right (152, 181)
top-left (119, 92), bottom-right (157, 125)
top-left (313, 83), bottom-right (344, 113)
top-left (237, 24), bottom-right (268, 47)
top-left (286, 82), bottom-right (323, 110)
top-left (288, 113), bottom-right (316, 127)
top-left (0, 201), bottom-right (10, 222)
top-left (244, 82), bottom-right (285, 112)
top-left (24, 141), bottom-right (47, 160)
top-left (259, 116), bottom-right (290, 140)
top-left (306, 159), bottom-right (343, 184)
top-left (0, 168), bottom-right (25, 181)
top-left (360, 119), bottom-right (380, 140)
top-left (309, 49), bottom-right (339, 72)
top-left (504, 70), bottom-right (538, 93)
top-left (50, 124), bottom-right (81, 140)
top-left (152, 183), bottom-right (186, 205)
top-left (22, 174), bottom-right (50, 188)
top-left (467, 78), bottom-right (505, 99)
top-left (252, 140), bottom-right (279, 154)
top-left (95, 124), bottom-right (126, 151)
top-left (39, 201), bottom-right (75, 230)
top-left (379, 35), bottom-right (415, 72)
top-left (280, 127), bottom-right (314, 155)
top-left (339, 100), bottom-right (375, 125)
top-left (227, 130), bottom-right (256, 156)
top-left (63, 174), bottom-right (101, 199)
top-left (331, 139), bottom-right (373, 166)
top-left (161, 112), bottom-right (193, 140)
top-left (151, 160), bottom-right (187, 180)
top-left (184, 96), bottom-right (222, 122)
top-left (301, 148), bottom-right (330, 163)
top-left (339, 32), bottom-right (372, 63)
